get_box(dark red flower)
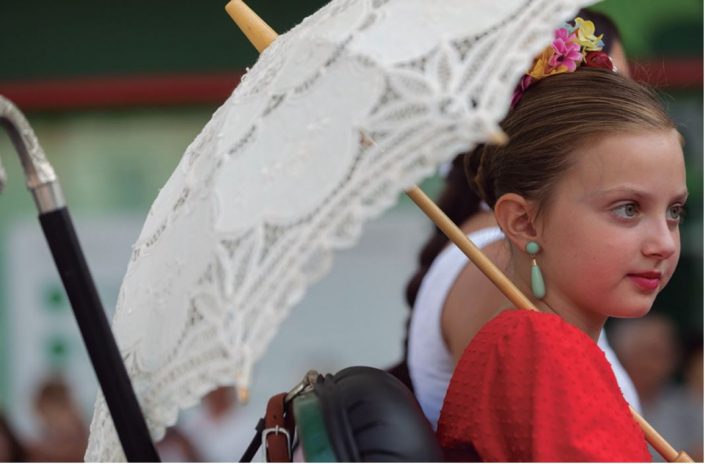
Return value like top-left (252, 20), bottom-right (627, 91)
top-left (584, 51), bottom-right (614, 71)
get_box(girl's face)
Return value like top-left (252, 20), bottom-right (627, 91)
top-left (535, 129), bottom-right (686, 330)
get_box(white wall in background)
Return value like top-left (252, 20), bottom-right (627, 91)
top-left (5, 215), bottom-right (142, 440)
top-left (4, 207), bottom-right (431, 458)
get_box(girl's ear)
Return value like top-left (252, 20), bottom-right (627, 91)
top-left (494, 193), bottom-right (538, 249)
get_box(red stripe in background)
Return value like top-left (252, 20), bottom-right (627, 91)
top-left (629, 58), bottom-right (703, 89)
top-left (0, 72), bottom-right (245, 111)
top-left (0, 58), bottom-right (701, 112)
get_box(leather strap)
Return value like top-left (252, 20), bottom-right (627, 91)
top-left (263, 392), bottom-right (293, 462)
top-left (239, 392), bottom-right (297, 462)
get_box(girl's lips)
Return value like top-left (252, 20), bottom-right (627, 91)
top-left (627, 272), bottom-right (662, 292)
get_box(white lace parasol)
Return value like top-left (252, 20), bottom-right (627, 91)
top-left (86, 0), bottom-right (596, 460)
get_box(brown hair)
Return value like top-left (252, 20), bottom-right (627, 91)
top-left (466, 68), bottom-right (676, 213)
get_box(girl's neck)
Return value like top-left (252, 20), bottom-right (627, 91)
top-left (507, 266), bottom-right (606, 341)
top-left (534, 299), bottom-right (606, 342)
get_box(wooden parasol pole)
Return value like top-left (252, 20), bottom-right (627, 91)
top-left (224, 1), bottom-right (693, 461)
top-left (404, 186), bottom-right (535, 309)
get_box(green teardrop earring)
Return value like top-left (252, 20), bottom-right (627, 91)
top-left (525, 241), bottom-right (546, 299)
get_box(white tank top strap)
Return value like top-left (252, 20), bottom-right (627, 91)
top-left (408, 226), bottom-right (505, 429)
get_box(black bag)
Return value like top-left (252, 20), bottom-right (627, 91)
top-left (241, 366), bottom-right (443, 462)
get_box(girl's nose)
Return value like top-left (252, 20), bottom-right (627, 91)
top-left (642, 218), bottom-right (678, 260)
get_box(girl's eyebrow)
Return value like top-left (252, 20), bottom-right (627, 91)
top-left (587, 187), bottom-right (650, 200)
top-left (587, 187), bottom-right (689, 202)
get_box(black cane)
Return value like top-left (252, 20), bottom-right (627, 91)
top-left (0, 95), bottom-right (160, 462)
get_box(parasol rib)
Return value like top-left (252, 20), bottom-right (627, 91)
top-left (224, 1), bottom-right (693, 462)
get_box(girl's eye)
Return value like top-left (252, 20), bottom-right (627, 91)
top-left (668, 204), bottom-right (685, 224)
top-left (613, 203), bottom-right (639, 219)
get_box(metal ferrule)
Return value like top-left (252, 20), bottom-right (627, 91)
top-left (0, 95), bottom-right (66, 213)
top-left (32, 181), bottom-right (67, 213)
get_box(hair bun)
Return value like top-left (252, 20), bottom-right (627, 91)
top-left (464, 145), bottom-right (495, 209)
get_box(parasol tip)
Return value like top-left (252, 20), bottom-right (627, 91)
top-left (488, 128), bottom-right (509, 146)
top-left (225, 0), bottom-right (278, 52)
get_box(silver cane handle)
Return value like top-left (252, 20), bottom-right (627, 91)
top-left (0, 95), bottom-right (66, 212)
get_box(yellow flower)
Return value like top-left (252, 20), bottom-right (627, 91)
top-left (574, 17), bottom-right (604, 51)
top-left (528, 46), bottom-right (571, 80)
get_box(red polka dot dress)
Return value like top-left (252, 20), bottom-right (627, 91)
top-left (437, 309), bottom-right (651, 462)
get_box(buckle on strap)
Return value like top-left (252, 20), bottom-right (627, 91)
top-left (262, 425), bottom-right (291, 462)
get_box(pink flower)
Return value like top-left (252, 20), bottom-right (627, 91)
top-left (554, 27), bottom-right (573, 42)
top-left (548, 32), bottom-right (582, 72)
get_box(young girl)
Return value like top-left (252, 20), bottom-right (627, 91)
top-left (435, 21), bottom-right (687, 462)
top-left (395, 11), bottom-right (642, 431)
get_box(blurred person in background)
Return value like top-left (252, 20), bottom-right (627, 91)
top-left (178, 385), bottom-right (242, 462)
top-left (155, 426), bottom-right (201, 462)
top-left (0, 413), bottom-right (27, 462)
top-left (679, 339), bottom-right (704, 460)
top-left (610, 314), bottom-right (703, 461)
top-left (610, 314), bottom-right (680, 406)
top-left (644, 333), bottom-right (703, 461)
top-left (28, 377), bottom-right (87, 462)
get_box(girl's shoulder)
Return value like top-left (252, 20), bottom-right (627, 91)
top-left (458, 309), bottom-right (616, 394)
top-left (438, 309), bottom-right (650, 462)
top-left (475, 308), bottom-right (599, 354)
top-left (465, 309), bottom-right (622, 396)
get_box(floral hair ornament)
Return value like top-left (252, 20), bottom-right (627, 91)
top-left (511, 17), bottom-right (616, 108)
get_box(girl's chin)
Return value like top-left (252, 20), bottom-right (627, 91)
top-left (603, 287), bottom-right (660, 319)
top-left (609, 303), bottom-right (654, 319)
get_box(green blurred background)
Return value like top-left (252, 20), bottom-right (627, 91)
top-left (0, 0), bottom-right (701, 447)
